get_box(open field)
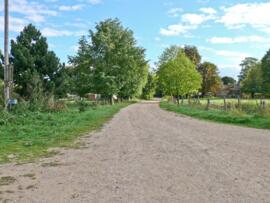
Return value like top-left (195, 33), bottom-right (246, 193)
top-left (0, 102), bottom-right (129, 164)
top-left (160, 101), bottom-right (270, 129)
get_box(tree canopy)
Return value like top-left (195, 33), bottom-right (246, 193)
top-left (70, 18), bottom-right (148, 101)
top-left (158, 50), bottom-right (202, 101)
top-left (242, 63), bottom-right (263, 98)
top-left (158, 45), bottom-right (201, 67)
top-left (11, 24), bottom-right (66, 98)
top-left (142, 72), bottom-right (157, 100)
top-left (239, 57), bottom-right (258, 81)
top-left (197, 62), bottom-right (221, 96)
top-left (222, 76), bottom-right (236, 86)
top-left (158, 45), bottom-right (181, 66)
top-left (261, 49), bottom-right (270, 95)
top-left (184, 45), bottom-right (201, 66)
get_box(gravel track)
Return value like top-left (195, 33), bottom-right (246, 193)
top-left (0, 102), bottom-right (270, 202)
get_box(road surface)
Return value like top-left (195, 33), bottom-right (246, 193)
top-left (0, 102), bottom-right (270, 202)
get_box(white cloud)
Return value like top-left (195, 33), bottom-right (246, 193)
top-left (200, 7), bottom-right (217, 15)
top-left (218, 64), bottom-right (239, 70)
top-left (168, 8), bottom-right (183, 17)
top-left (182, 13), bottom-right (208, 26)
top-left (59, 4), bottom-right (84, 11)
top-left (79, 0), bottom-right (102, 5)
top-left (215, 50), bottom-right (248, 59)
top-left (0, 0), bottom-right (57, 23)
top-left (41, 28), bottom-right (84, 37)
top-left (199, 46), bottom-right (249, 72)
top-left (160, 24), bottom-right (194, 36)
top-left (208, 35), bottom-right (270, 44)
top-left (161, 7), bottom-right (216, 36)
top-left (0, 16), bottom-right (27, 32)
top-left (219, 2), bottom-right (270, 33)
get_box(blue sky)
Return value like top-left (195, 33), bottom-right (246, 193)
top-left (1, 0), bottom-right (270, 78)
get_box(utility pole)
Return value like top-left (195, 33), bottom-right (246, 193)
top-left (4, 0), bottom-right (11, 109)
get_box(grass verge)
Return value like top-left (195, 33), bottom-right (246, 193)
top-left (0, 103), bottom-right (129, 164)
top-left (160, 102), bottom-right (270, 129)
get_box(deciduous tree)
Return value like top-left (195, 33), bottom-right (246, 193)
top-left (241, 63), bottom-right (263, 98)
top-left (70, 18), bottom-right (148, 102)
top-left (142, 72), bottom-right (157, 100)
top-left (157, 45), bottom-right (181, 66)
top-left (184, 45), bottom-right (201, 66)
top-left (222, 76), bottom-right (236, 86)
top-left (69, 37), bottom-right (94, 97)
top-left (261, 49), bottom-right (270, 95)
top-left (239, 57), bottom-right (258, 81)
top-left (158, 50), bottom-right (202, 104)
top-left (197, 62), bottom-right (221, 96)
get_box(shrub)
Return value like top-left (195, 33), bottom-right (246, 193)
top-left (77, 100), bottom-right (88, 112)
top-left (47, 100), bottom-right (67, 112)
top-left (0, 111), bottom-right (17, 126)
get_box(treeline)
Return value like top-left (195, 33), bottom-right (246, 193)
top-left (1, 17), bottom-right (270, 108)
top-left (239, 53), bottom-right (270, 98)
top-left (156, 45), bottom-right (270, 100)
top-left (0, 18), bottom-right (149, 108)
top-left (155, 45), bottom-right (222, 102)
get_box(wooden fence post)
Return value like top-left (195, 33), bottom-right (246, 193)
top-left (237, 96), bottom-right (241, 109)
top-left (206, 98), bottom-right (210, 110)
top-left (224, 97), bottom-right (227, 111)
top-left (260, 100), bottom-right (266, 111)
top-left (197, 95), bottom-right (200, 105)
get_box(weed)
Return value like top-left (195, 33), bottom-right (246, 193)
top-left (0, 103), bottom-right (129, 164)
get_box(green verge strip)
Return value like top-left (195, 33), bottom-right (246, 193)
top-left (160, 102), bottom-right (270, 129)
top-left (0, 103), bottom-right (129, 164)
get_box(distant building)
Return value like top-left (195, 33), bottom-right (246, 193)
top-left (85, 93), bottom-right (101, 101)
top-left (216, 82), bottom-right (240, 98)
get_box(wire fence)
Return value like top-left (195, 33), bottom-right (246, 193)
top-left (169, 97), bottom-right (270, 115)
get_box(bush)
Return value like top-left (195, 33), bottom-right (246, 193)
top-left (47, 100), bottom-right (67, 112)
top-left (76, 100), bottom-right (99, 112)
top-left (77, 100), bottom-right (88, 112)
top-left (0, 111), bottom-right (17, 126)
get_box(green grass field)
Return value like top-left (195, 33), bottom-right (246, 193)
top-left (160, 102), bottom-right (270, 129)
top-left (0, 103), bottom-right (129, 164)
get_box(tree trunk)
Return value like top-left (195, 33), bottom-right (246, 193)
top-left (251, 92), bottom-right (255, 99)
top-left (110, 96), bottom-right (114, 105)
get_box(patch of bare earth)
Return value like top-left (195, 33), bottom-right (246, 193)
top-left (0, 102), bottom-right (270, 202)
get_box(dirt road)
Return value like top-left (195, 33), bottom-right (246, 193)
top-left (1, 102), bottom-right (270, 202)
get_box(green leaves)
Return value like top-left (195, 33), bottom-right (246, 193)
top-left (260, 50), bottom-right (270, 95)
top-left (158, 50), bottom-right (202, 97)
top-left (198, 62), bottom-right (222, 96)
top-left (242, 63), bottom-right (263, 98)
top-left (11, 24), bottom-right (65, 98)
top-left (70, 18), bottom-right (148, 99)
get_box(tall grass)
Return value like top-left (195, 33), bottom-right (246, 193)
top-left (160, 101), bottom-right (270, 129)
top-left (0, 102), bottom-right (129, 164)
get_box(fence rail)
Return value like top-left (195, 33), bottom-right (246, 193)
top-left (169, 97), bottom-right (270, 114)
